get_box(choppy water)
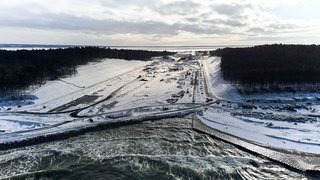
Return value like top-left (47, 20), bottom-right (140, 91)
top-left (0, 116), bottom-right (319, 180)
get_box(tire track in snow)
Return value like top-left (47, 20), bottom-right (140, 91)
top-left (15, 61), bottom-right (150, 112)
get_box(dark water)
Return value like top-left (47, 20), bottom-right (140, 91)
top-left (0, 115), bottom-right (319, 180)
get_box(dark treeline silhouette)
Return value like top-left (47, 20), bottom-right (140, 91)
top-left (210, 44), bottom-right (320, 94)
top-left (0, 47), bottom-right (175, 97)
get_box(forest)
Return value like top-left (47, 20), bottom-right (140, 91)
top-left (0, 47), bottom-right (175, 98)
top-left (210, 44), bottom-right (320, 94)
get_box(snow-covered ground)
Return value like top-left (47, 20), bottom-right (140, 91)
top-left (202, 56), bottom-right (320, 104)
top-left (201, 56), bottom-right (242, 101)
top-left (0, 51), bottom-right (319, 156)
top-left (197, 108), bottom-right (320, 154)
top-left (201, 56), bottom-right (320, 154)
top-left (0, 54), bottom-right (201, 143)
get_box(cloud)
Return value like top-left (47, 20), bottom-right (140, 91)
top-left (247, 0), bottom-right (302, 8)
top-left (212, 2), bottom-right (253, 17)
top-left (156, 1), bottom-right (201, 16)
top-left (0, 14), bottom-right (179, 35)
top-left (0, 0), bottom-right (319, 45)
top-left (203, 19), bottom-right (246, 27)
top-left (268, 23), bottom-right (297, 30)
top-left (249, 27), bottom-right (266, 33)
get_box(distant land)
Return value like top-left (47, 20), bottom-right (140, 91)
top-left (0, 44), bottom-right (243, 51)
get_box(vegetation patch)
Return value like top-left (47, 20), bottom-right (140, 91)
top-left (0, 47), bottom-right (175, 97)
top-left (210, 44), bottom-right (320, 94)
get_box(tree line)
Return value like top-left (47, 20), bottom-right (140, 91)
top-left (210, 44), bottom-right (320, 94)
top-left (0, 47), bottom-right (175, 98)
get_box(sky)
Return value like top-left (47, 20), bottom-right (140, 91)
top-left (0, 0), bottom-right (320, 46)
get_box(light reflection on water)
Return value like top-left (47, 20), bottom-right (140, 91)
top-left (0, 115), bottom-right (319, 179)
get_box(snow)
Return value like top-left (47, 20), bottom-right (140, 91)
top-left (28, 59), bottom-right (148, 111)
top-left (197, 108), bottom-right (320, 154)
top-left (0, 119), bottom-right (46, 133)
top-left (201, 57), bottom-right (242, 102)
top-left (200, 56), bottom-right (320, 154)
top-left (0, 55), bottom-right (199, 143)
top-left (0, 51), bottom-right (319, 156)
top-left (202, 56), bottom-right (320, 106)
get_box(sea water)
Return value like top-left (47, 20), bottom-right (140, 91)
top-left (0, 116), bottom-right (317, 179)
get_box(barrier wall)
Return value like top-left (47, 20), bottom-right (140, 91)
top-left (192, 114), bottom-right (320, 172)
